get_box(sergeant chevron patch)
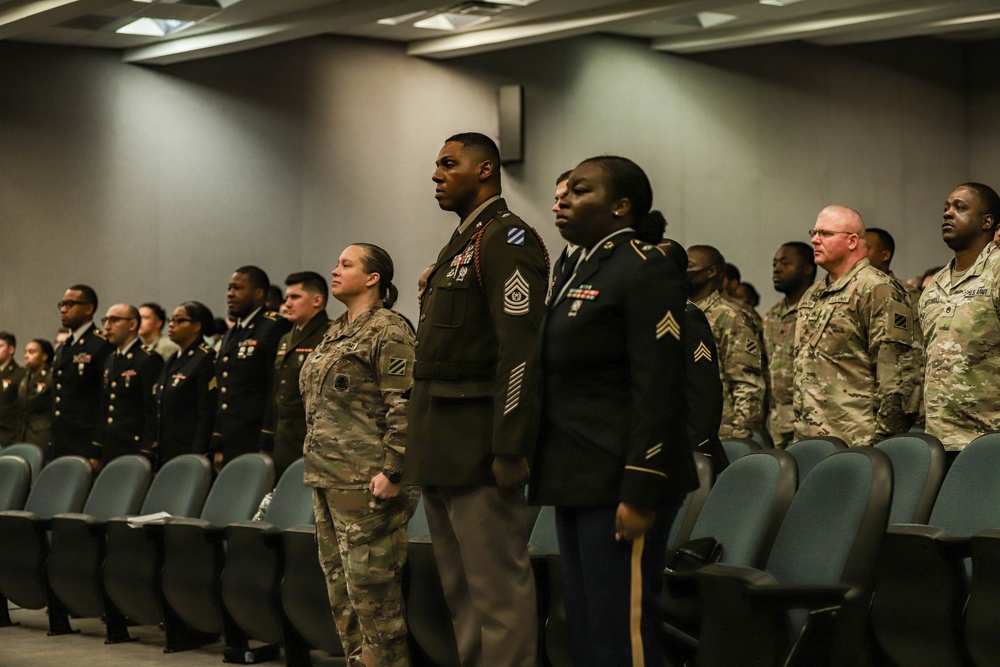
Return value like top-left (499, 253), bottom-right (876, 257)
top-left (655, 312), bottom-right (681, 340)
top-left (504, 362), bottom-right (526, 415)
top-left (694, 341), bottom-right (713, 362)
top-left (504, 269), bottom-right (530, 316)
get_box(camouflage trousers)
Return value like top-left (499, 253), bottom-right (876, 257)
top-left (313, 486), bottom-right (419, 667)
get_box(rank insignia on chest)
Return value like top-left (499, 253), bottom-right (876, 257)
top-left (694, 341), bottom-right (713, 362)
top-left (333, 374), bottom-right (350, 391)
top-left (568, 300), bottom-right (583, 317)
top-left (565, 286), bottom-right (599, 301)
top-left (507, 227), bottom-right (526, 246)
top-left (387, 358), bottom-right (407, 376)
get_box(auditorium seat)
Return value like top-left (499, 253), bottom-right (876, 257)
top-left (874, 433), bottom-right (946, 524)
top-left (279, 525), bottom-right (346, 665)
top-left (100, 453), bottom-right (212, 643)
top-left (668, 452), bottom-right (714, 550)
top-left (0, 443), bottom-right (45, 483)
top-left (721, 438), bottom-right (762, 464)
top-left (526, 506), bottom-right (560, 666)
top-left (692, 448), bottom-right (891, 667)
top-left (871, 432), bottom-right (1000, 667)
top-left (148, 453), bottom-right (274, 651)
top-left (219, 458), bottom-right (314, 664)
top-left (750, 428), bottom-right (775, 449)
top-left (45, 455), bottom-right (152, 635)
top-left (783, 437), bottom-right (847, 481)
top-left (966, 526), bottom-right (1000, 665)
top-left (0, 455), bottom-right (92, 627)
top-left (0, 455), bottom-right (31, 511)
top-left (661, 449), bottom-right (797, 664)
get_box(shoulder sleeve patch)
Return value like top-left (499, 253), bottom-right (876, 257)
top-left (506, 226), bottom-right (526, 246)
top-left (884, 300), bottom-right (913, 346)
top-left (379, 341), bottom-right (414, 391)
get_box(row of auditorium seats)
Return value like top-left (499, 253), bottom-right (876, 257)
top-left (658, 431), bottom-right (1000, 667)
top-left (5, 432), bottom-right (1000, 666)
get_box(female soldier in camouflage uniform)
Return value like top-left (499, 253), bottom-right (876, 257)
top-left (300, 243), bottom-right (418, 667)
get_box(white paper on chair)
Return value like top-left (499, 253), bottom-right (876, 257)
top-left (126, 511), bottom-right (172, 528)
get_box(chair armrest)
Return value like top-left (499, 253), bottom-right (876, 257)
top-left (226, 519), bottom-right (282, 545)
top-left (887, 524), bottom-right (971, 559)
top-left (744, 583), bottom-right (852, 608)
top-left (164, 516), bottom-right (225, 540)
top-left (664, 568), bottom-right (700, 598)
top-left (51, 512), bottom-right (106, 536)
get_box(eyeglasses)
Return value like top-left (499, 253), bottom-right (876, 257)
top-left (101, 316), bottom-right (135, 325)
top-left (808, 229), bottom-right (856, 239)
top-left (57, 300), bottom-right (90, 310)
top-left (168, 317), bottom-right (193, 325)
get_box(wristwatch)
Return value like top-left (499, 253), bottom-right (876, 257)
top-left (382, 468), bottom-right (402, 484)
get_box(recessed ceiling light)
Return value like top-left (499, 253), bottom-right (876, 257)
top-left (414, 12), bottom-right (491, 31)
top-left (117, 17), bottom-right (193, 37)
top-left (697, 12), bottom-right (737, 29)
top-left (759, 0), bottom-right (806, 6)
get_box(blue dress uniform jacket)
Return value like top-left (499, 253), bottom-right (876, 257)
top-left (406, 198), bottom-right (549, 486)
top-left (156, 342), bottom-right (217, 467)
top-left (272, 309), bottom-right (331, 478)
top-left (532, 232), bottom-right (699, 508)
top-left (51, 325), bottom-right (115, 459)
top-left (685, 302), bottom-right (729, 477)
top-left (18, 367), bottom-right (53, 449)
top-left (0, 362), bottom-right (26, 445)
top-left (211, 310), bottom-right (291, 462)
top-left (94, 345), bottom-right (163, 464)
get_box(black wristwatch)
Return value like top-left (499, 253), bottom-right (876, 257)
top-left (382, 468), bottom-right (402, 484)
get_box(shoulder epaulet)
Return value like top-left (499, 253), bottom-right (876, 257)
top-left (629, 239), bottom-right (666, 260)
top-left (92, 328), bottom-right (107, 340)
top-left (199, 343), bottom-right (213, 353)
top-left (262, 311), bottom-right (281, 320)
top-left (498, 209), bottom-right (512, 219)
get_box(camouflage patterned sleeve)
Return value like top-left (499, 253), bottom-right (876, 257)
top-left (867, 282), bottom-right (917, 441)
top-left (372, 318), bottom-right (416, 471)
top-left (722, 310), bottom-right (767, 438)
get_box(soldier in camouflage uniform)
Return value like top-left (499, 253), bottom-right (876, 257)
top-left (688, 245), bottom-right (766, 439)
top-left (919, 183), bottom-right (1000, 452)
top-left (794, 206), bottom-right (918, 447)
top-left (763, 242), bottom-right (815, 447)
top-left (865, 227), bottom-right (925, 424)
top-left (300, 243), bottom-right (418, 667)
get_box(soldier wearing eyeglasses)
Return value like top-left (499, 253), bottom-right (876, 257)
top-left (793, 206), bottom-right (919, 447)
top-left (51, 285), bottom-right (115, 463)
top-left (93, 303), bottom-right (164, 469)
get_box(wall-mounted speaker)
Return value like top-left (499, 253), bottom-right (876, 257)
top-left (498, 84), bottom-right (523, 165)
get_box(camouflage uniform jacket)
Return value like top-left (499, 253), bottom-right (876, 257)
top-left (918, 244), bottom-right (1000, 450)
top-left (300, 306), bottom-right (416, 489)
top-left (793, 258), bottom-right (916, 447)
top-left (763, 297), bottom-right (799, 447)
top-left (694, 290), bottom-right (766, 439)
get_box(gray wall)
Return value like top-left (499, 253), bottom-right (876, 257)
top-left (0, 33), bottom-right (988, 347)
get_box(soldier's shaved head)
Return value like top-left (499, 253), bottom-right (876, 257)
top-left (817, 205), bottom-right (865, 235)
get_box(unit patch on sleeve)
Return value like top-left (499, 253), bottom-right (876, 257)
top-left (506, 226), bottom-right (526, 246)
top-left (387, 358), bottom-right (407, 376)
top-left (504, 269), bottom-right (531, 316)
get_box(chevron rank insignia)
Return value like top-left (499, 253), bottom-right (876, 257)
top-left (746, 339), bottom-right (759, 355)
top-left (655, 311), bottom-right (681, 340)
top-left (387, 358), bottom-right (407, 376)
top-left (504, 269), bottom-right (530, 316)
top-left (507, 227), bottom-right (526, 246)
top-left (694, 341), bottom-right (713, 362)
